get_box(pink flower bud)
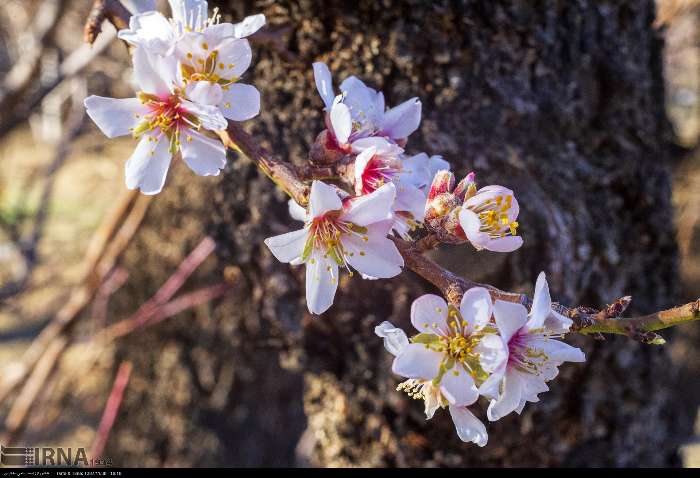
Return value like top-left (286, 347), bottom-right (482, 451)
top-left (428, 170), bottom-right (455, 200)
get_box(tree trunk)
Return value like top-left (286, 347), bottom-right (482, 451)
top-left (107, 0), bottom-right (685, 467)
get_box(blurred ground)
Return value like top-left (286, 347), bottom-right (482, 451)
top-left (0, 0), bottom-right (698, 467)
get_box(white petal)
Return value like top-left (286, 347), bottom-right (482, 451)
top-left (122, 0), bottom-right (157, 14)
top-left (185, 81), bottom-right (223, 105)
top-left (343, 221), bottom-right (403, 279)
top-left (219, 83), bottom-right (260, 121)
top-left (531, 338), bottom-right (586, 364)
top-left (309, 181), bottom-right (342, 218)
top-left (475, 334), bottom-right (508, 373)
top-left (305, 252), bottom-right (339, 315)
top-left (458, 207), bottom-right (491, 250)
top-left (393, 183), bottom-right (426, 221)
top-left (484, 236), bottom-right (523, 253)
top-left (410, 294), bottom-right (449, 335)
top-left (118, 11), bottom-right (175, 55)
top-left (440, 367), bottom-right (479, 406)
top-left (132, 47), bottom-right (172, 96)
top-left (330, 102), bottom-right (352, 145)
top-left (353, 147), bottom-right (376, 192)
top-left (232, 14), bottom-right (266, 38)
top-left (342, 183), bottom-right (395, 226)
top-left (380, 98), bottom-right (421, 140)
top-left (181, 100), bottom-right (228, 131)
top-left (264, 228), bottom-right (307, 264)
top-left (544, 310), bottom-right (574, 334)
top-left (350, 136), bottom-right (400, 155)
top-left (339, 76), bottom-right (382, 127)
top-left (215, 38), bottom-right (252, 78)
top-left (487, 369), bottom-right (524, 421)
top-left (288, 199), bottom-right (308, 222)
top-left (478, 370), bottom-right (504, 399)
top-left (169, 0), bottom-right (208, 31)
top-left (180, 129), bottom-right (226, 176)
top-left (459, 287), bottom-right (493, 333)
top-left (448, 406), bottom-right (488, 447)
top-left (423, 386), bottom-right (441, 420)
top-left (374, 321), bottom-right (409, 356)
top-left (428, 155), bottom-right (451, 178)
top-left (84, 96), bottom-right (148, 139)
top-left (528, 271), bottom-right (551, 330)
top-left (125, 134), bottom-right (172, 195)
top-left (313, 62), bottom-right (335, 110)
top-left (493, 300), bottom-right (529, 343)
top-left (392, 344), bottom-right (442, 380)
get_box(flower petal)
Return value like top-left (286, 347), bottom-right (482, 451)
top-left (309, 181), bottom-right (342, 218)
top-left (232, 13), bottom-right (266, 38)
top-left (448, 406), bottom-right (488, 447)
top-left (84, 96), bottom-right (148, 139)
top-left (288, 199), bottom-right (308, 222)
top-left (313, 62), bottom-right (335, 110)
top-left (219, 83), bottom-right (260, 121)
top-left (393, 182), bottom-right (426, 221)
top-left (215, 38), bottom-right (252, 79)
top-left (343, 221), bottom-right (403, 279)
top-left (392, 344), bottom-right (442, 380)
top-left (440, 367), bottom-right (479, 406)
top-left (530, 337), bottom-right (586, 364)
top-left (118, 11), bottom-right (175, 55)
top-left (168, 0), bottom-right (208, 31)
top-left (181, 99), bottom-right (228, 131)
top-left (459, 287), bottom-right (493, 333)
top-left (305, 251), bottom-right (339, 315)
top-left (180, 129), bottom-right (226, 176)
top-left (380, 97), bottom-right (421, 140)
top-left (487, 369), bottom-right (524, 421)
top-left (342, 183), bottom-right (395, 226)
top-left (410, 294), bottom-right (449, 335)
top-left (493, 300), bottom-right (529, 343)
top-left (132, 47), bottom-right (173, 96)
top-left (475, 334), bottom-right (508, 373)
top-left (329, 101), bottom-right (352, 145)
top-left (528, 272), bottom-right (551, 331)
top-left (374, 321), bottom-right (409, 356)
top-left (264, 228), bottom-right (308, 264)
top-left (125, 133), bottom-right (172, 195)
top-left (185, 81), bottom-right (223, 105)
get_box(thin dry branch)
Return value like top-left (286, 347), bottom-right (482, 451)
top-left (84, 0), bottom-right (131, 44)
top-left (90, 361), bottom-right (132, 461)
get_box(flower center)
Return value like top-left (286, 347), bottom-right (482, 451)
top-left (180, 47), bottom-right (239, 89)
top-left (359, 156), bottom-right (400, 194)
top-left (302, 212), bottom-right (367, 269)
top-left (468, 194), bottom-right (519, 238)
top-left (507, 332), bottom-right (549, 375)
top-left (132, 93), bottom-right (201, 153)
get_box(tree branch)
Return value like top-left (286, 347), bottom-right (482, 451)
top-left (84, 0), bottom-right (131, 44)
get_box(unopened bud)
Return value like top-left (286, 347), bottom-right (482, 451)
top-left (309, 129), bottom-right (345, 165)
top-left (454, 172), bottom-right (477, 201)
top-left (428, 170), bottom-right (455, 200)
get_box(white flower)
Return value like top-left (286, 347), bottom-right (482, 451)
top-left (264, 181), bottom-right (404, 315)
top-left (480, 272), bottom-right (584, 421)
top-left (312, 62), bottom-right (421, 150)
top-left (118, 1), bottom-right (264, 122)
top-left (84, 48), bottom-right (228, 195)
top-left (399, 152), bottom-right (451, 192)
top-left (376, 288), bottom-right (508, 446)
top-left (458, 185), bottom-right (522, 252)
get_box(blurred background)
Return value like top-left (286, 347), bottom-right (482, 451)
top-left (0, 0), bottom-right (699, 468)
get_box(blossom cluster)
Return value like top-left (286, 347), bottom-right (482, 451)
top-left (83, 0), bottom-right (585, 447)
top-left (85, 0), bottom-right (265, 194)
top-left (376, 273), bottom-right (584, 446)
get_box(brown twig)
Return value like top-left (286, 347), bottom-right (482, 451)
top-left (84, 0), bottom-right (131, 44)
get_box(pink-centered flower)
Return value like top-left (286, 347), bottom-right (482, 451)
top-left (312, 62), bottom-right (421, 150)
top-left (264, 181), bottom-right (404, 315)
top-left (376, 288), bottom-right (507, 446)
top-left (118, 0), bottom-right (264, 122)
top-left (84, 48), bottom-right (227, 195)
top-left (479, 272), bottom-right (584, 421)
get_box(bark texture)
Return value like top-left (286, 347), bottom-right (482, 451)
top-left (106, 0), bottom-right (685, 467)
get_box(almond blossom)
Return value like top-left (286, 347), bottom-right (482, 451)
top-left (312, 62), bottom-right (421, 151)
top-left (458, 184), bottom-right (523, 252)
top-left (84, 48), bottom-right (227, 194)
top-left (264, 181), bottom-right (404, 315)
top-left (118, 0), bottom-right (264, 122)
top-left (479, 272), bottom-right (584, 421)
top-left (376, 288), bottom-right (508, 446)
top-left (351, 137), bottom-right (427, 240)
